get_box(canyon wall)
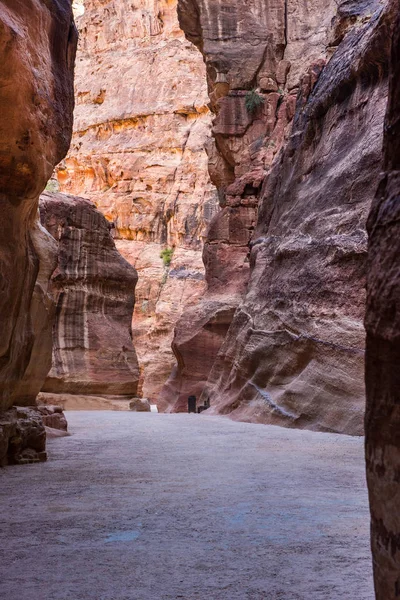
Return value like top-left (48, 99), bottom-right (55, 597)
top-left (163, 0), bottom-right (389, 434)
top-left (57, 0), bottom-right (218, 405)
top-left (365, 1), bottom-right (400, 597)
top-left (39, 192), bottom-right (139, 404)
top-left (0, 0), bottom-right (76, 464)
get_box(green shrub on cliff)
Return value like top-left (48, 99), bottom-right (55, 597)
top-left (245, 89), bottom-right (265, 114)
top-left (45, 178), bottom-right (59, 193)
top-left (160, 247), bottom-right (174, 267)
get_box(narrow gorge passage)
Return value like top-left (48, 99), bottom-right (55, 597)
top-left (0, 413), bottom-right (373, 600)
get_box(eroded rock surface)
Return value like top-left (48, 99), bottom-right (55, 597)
top-left (365, 2), bottom-right (400, 596)
top-left (163, 0), bottom-right (389, 434)
top-left (38, 404), bottom-right (68, 437)
top-left (0, 407), bottom-right (47, 466)
top-left (56, 0), bottom-right (218, 403)
top-left (39, 192), bottom-right (139, 401)
top-left (0, 0), bottom-right (76, 462)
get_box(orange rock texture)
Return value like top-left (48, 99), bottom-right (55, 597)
top-left (161, 0), bottom-right (390, 434)
top-left (0, 0), bottom-right (77, 464)
top-left (57, 0), bottom-right (218, 405)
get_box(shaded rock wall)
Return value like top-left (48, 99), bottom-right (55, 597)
top-left (0, 1), bottom-right (76, 463)
top-left (164, 0), bottom-right (389, 433)
top-left (40, 192), bottom-right (139, 399)
top-left (365, 1), bottom-right (400, 596)
top-left (57, 0), bottom-right (218, 404)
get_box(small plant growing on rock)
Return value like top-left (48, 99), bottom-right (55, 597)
top-left (245, 89), bottom-right (265, 114)
top-left (45, 178), bottom-right (59, 193)
top-left (160, 247), bottom-right (174, 267)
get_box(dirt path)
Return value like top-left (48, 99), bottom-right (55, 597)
top-left (0, 412), bottom-right (373, 600)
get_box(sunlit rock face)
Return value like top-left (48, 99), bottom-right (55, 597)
top-left (162, 0), bottom-right (389, 434)
top-left (57, 0), bottom-right (218, 404)
top-left (365, 1), bottom-right (400, 596)
top-left (39, 192), bottom-right (140, 399)
top-left (0, 0), bottom-right (76, 411)
top-left (72, 1), bottom-right (85, 19)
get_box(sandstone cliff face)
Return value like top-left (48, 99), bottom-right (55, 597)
top-left (57, 0), bottom-right (218, 403)
top-left (39, 192), bottom-right (139, 399)
top-left (163, 0), bottom-right (388, 433)
top-left (0, 1), bottom-right (76, 464)
top-left (365, 2), bottom-right (400, 596)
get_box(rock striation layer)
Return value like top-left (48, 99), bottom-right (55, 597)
top-left (39, 192), bottom-right (139, 401)
top-left (0, 0), bottom-right (76, 463)
top-left (365, 1), bottom-right (400, 597)
top-left (56, 0), bottom-right (218, 404)
top-left (163, 0), bottom-right (389, 434)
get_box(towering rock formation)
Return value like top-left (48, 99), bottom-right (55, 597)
top-left (0, 0), bottom-right (76, 464)
top-left (163, 0), bottom-right (389, 434)
top-left (365, 1), bottom-right (400, 597)
top-left (39, 192), bottom-right (139, 402)
top-left (56, 0), bottom-right (218, 404)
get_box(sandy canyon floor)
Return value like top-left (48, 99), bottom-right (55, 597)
top-left (0, 412), bottom-right (373, 599)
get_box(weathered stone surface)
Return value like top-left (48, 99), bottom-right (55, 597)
top-left (0, 0), bottom-right (76, 412)
top-left (178, 0), bottom-right (336, 94)
top-left (117, 241), bottom-right (208, 407)
top-left (365, 2), bottom-right (400, 597)
top-left (129, 398), bottom-right (151, 412)
top-left (164, 0), bottom-right (388, 434)
top-left (0, 408), bottom-right (47, 467)
top-left (57, 0), bottom-right (218, 402)
top-left (203, 4), bottom-right (390, 434)
top-left (160, 302), bottom-right (237, 412)
top-left (0, 1), bottom-right (76, 460)
top-left (162, 0), bottom-right (311, 410)
top-left (37, 405), bottom-right (68, 432)
top-left (39, 192), bottom-right (139, 399)
top-left (37, 391), bottom-right (132, 412)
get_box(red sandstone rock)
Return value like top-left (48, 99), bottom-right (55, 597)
top-left (57, 0), bottom-right (218, 402)
top-left (0, 408), bottom-right (47, 466)
top-left (117, 241), bottom-right (209, 408)
top-left (365, 1), bottom-right (400, 596)
top-left (161, 0), bottom-right (307, 411)
top-left (203, 3), bottom-right (390, 434)
top-left (0, 0), bottom-right (76, 461)
top-left (0, 0), bottom-right (76, 411)
top-left (37, 405), bottom-right (68, 432)
top-left (164, 0), bottom-right (388, 434)
top-left (39, 192), bottom-right (140, 399)
top-left (129, 398), bottom-right (151, 412)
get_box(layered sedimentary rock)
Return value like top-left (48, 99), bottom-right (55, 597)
top-left (163, 0), bottom-right (389, 433)
top-left (0, 1), bottom-right (76, 463)
top-left (39, 192), bottom-right (139, 400)
top-left (56, 0), bottom-right (218, 403)
top-left (365, 2), bottom-right (400, 596)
